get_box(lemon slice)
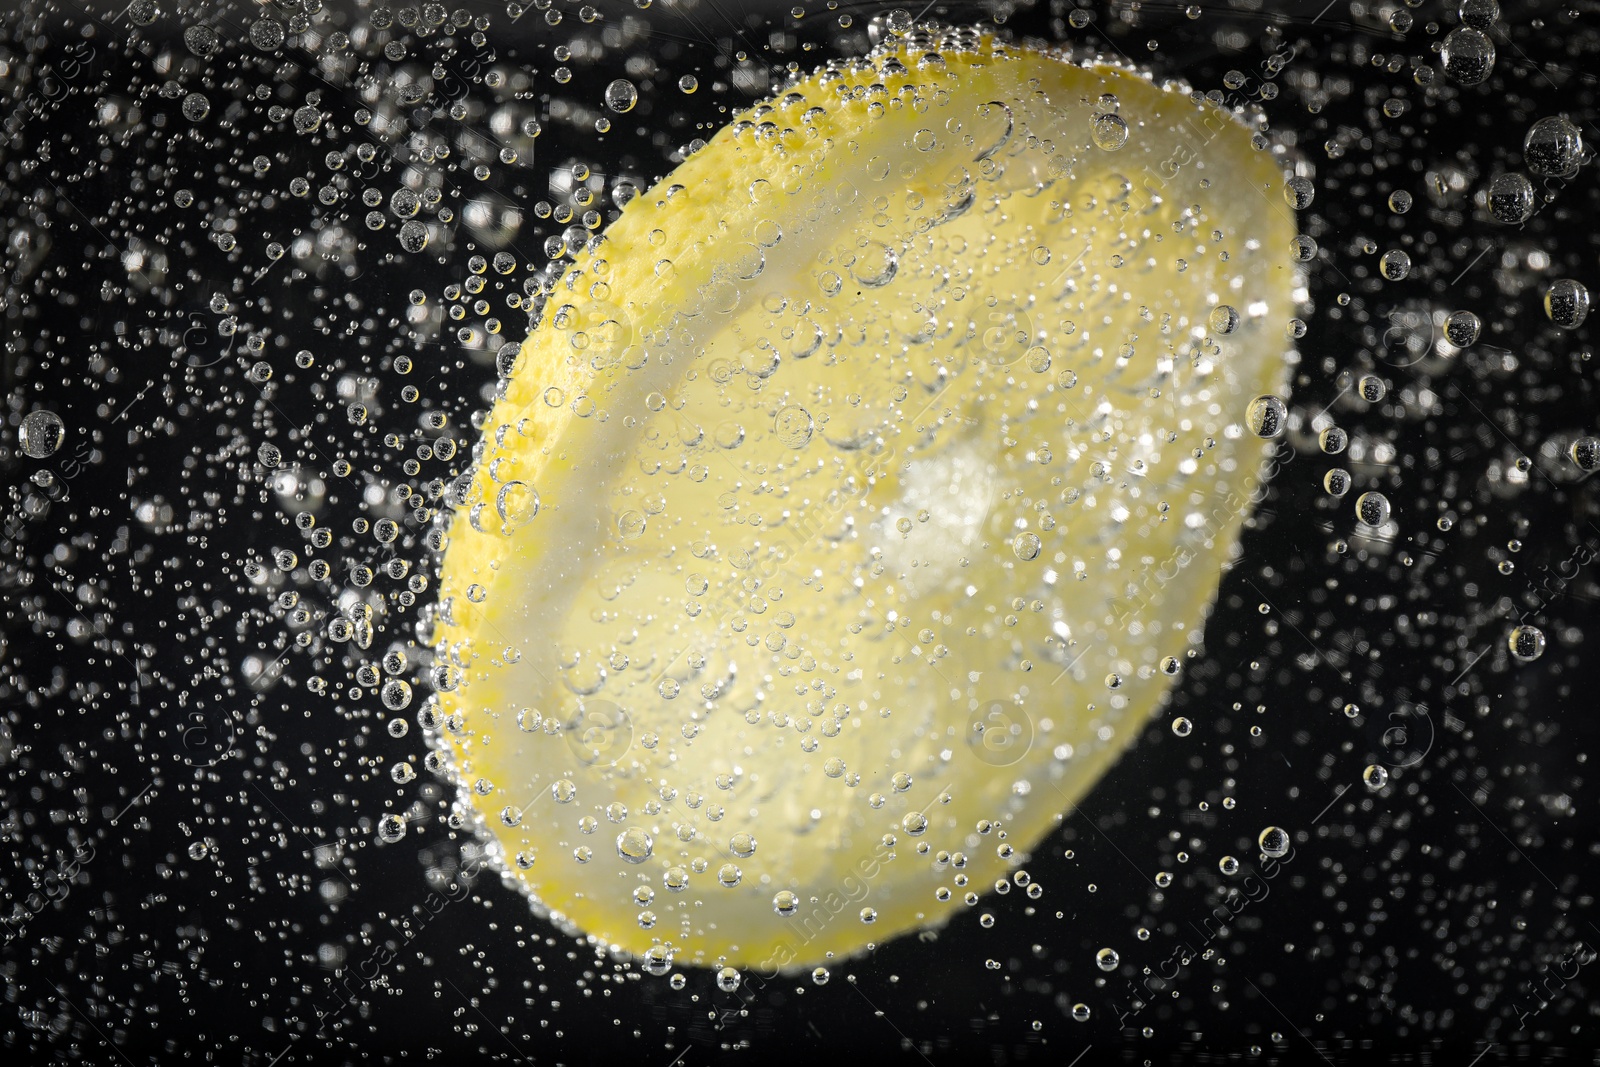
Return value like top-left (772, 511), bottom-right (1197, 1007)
top-left (432, 28), bottom-right (1296, 972)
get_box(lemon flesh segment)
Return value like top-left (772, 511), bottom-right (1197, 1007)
top-left (434, 35), bottom-right (1295, 971)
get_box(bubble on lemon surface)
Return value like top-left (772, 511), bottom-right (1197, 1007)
top-left (772, 406), bottom-right (814, 449)
top-left (1090, 112), bottom-right (1128, 151)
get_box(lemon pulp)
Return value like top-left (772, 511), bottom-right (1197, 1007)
top-left (432, 29), bottom-right (1296, 971)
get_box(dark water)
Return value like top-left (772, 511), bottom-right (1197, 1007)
top-left (2, 0), bottom-right (1598, 1063)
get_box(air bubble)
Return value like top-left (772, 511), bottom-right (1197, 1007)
top-left (184, 25), bottom-right (220, 57)
top-left (1459, 0), bottom-right (1500, 29)
top-left (1507, 625), bottom-right (1546, 662)
top-left (250, 17), bottom-right (286, 50)
top-left (1091, 112), bottom-right (1129, 151)
top-left (381, 680), bottom-right (413, 710)
top-left (1544, 279), bottom-right (1591, 330)
top-left (616, 827), bottom-right (654, 863)
top-left (1283, 176), bottom-right (1314, 209)
top-left (1378, 250), bottom-right (1410, 281)
top-left (1440, 27), bottom-right (1495, 85)
top-left (1245, 394), bottom-right (1287, 438)
top-left (496, 481), bottom-right (540, 526)
top-left (1258, 826), bottom-right (1290, 858)
top-left (1209, 304), bottom-right (1240, 334)
top-left (773, 406), bottom-right (814, 448)
top-left (1444, 310), bottom-right (1481, 347)
top-left (605, 79), bottom-right (639, 113)
top-left (1487, 172), bottom-right (1535, 224)
top-left (19, 410), bottom-right (65, 458)
top-left (1569, 436), bottom-right (1600, 472)
top-left (1355, 492), bottom-right (1391, 526)
top-left (1524, 116), bottom-right (1583, 179)
top-left (399, 221), bottom-right (429, 252)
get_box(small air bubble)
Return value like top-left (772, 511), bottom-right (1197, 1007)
top-left (18, 410), bottom-right (65, 458)
top-left (1508, 624), bottom-right (1546, 662)
top-left (1283, 176), bottom-right (1315, 210)
top-left (1090, 112), bottom-right (1129, 151)
top-left (1356, 491), bottom-right (1391, 526)
top-left (1245, 394), bottom-right (1287, 438)
top-left (1544, 279), bottom-right (1590, 330)
top-left (604, 79), bottom-right (639, 113)
top-left (1258, 826), bottom-right (1290, 858)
